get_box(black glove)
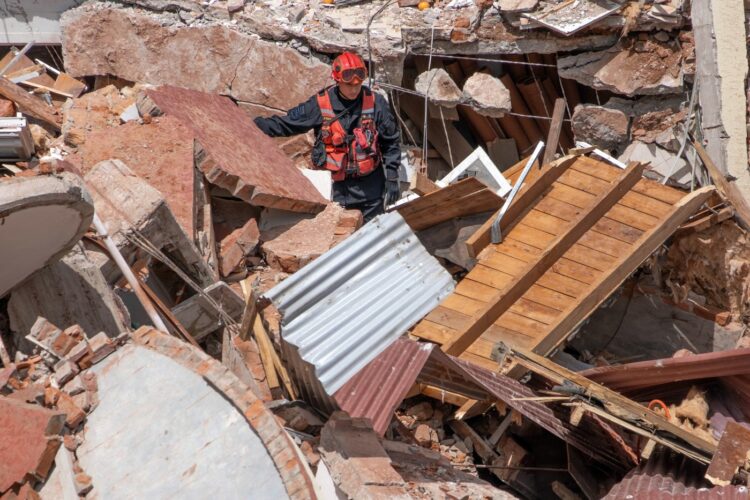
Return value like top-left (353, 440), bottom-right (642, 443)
top-left (384, 179), bottom-right (400, 207)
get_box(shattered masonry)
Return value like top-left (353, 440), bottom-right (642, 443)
top-left (2, 0), bottom-right (750, 498)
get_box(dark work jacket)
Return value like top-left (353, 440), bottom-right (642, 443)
top-left (254, 86), bottom-right (401, 205)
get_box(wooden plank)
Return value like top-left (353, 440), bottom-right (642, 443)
top-left (505, 346), bottom-right (716, 458)
top-left (397, 177), bottom-right (502, 231)
top-left (542, 98), bottom-right (566, 165)
top-left (547, 183), bottom-right (659, 231)
top-left (460, 276), bottom-right (575, 312)
top-left (0, 76), bottom-right (60, 130)
top-left (529, 186), bottom-right (715, 356)
top-left (443, 163), bottom-right (645, 356)
top-left (53, 73), bottom-right (87, 98)
top-left (693, 139), bottom-right (750, 228)
top-left (572, 156), bottom-right (686, 205)
top-left (466, 155), bottom-right (579, 258)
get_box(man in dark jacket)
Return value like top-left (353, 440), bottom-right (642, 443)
top-left (254, 52), bottom-right (401, 222)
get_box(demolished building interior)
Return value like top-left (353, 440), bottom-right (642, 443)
top-left (3, 0), bottom-right (750, 498)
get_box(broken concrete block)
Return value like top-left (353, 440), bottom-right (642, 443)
top-left (171, 282), bottom-right (245, 341)
top-left (87, 332), bottom-right (115, 364)
top-left (50, 325), bottom-right (85, 358)
top-left (61, 84), bottom-right (136, 147)
top-left (261, 204), bottom-right (362, 273)
top-left (414, 423), bottom-right (438, 447)
top-left (415, 68), bottom-right (463, 108)
top-left (320, 412), bottom-right (410, 499)
top-left (83, 159), bottom-right (214, 286)
top-left (496, 0), bottom-right (538, 11)
top-left (28, 124), bottom-right (52, 152)
top-left (558, 38), bottom-right (684, 96)
top-left (62, 375), bottom-right (86, 397)
top-left (141, 85), bottom-right (327, 214)
top-left (461, 72), bottom-right (511, 118)
top-left (68, 116), bottom-right (197, 238)
top-left (9, 245), bottom-right (130, 344)
top-left (74, 473), bottom-right (93, 496)
top-left (406, 401), bottom-right (434, 421)
top-left (274, 404), bottom-right (325, 433)
top-left (571, 104), bottom-right (630, 154)
top-left (61, 5), bottom-right (330, 111)
top-left (0, 173), bottom-right (94, 298)
top-left (219, 218), bottom-right (260, 278)
top-left (0, 396), bottom-right (66, 492)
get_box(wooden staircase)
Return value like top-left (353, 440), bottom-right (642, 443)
top-left (412, 154), bottom-right (715, 371)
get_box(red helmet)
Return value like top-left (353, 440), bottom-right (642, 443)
top-left (331, 52), bottom-right (367, 84)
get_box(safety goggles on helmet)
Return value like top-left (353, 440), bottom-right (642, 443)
top-left (340, 67), bottom-right (367, 83)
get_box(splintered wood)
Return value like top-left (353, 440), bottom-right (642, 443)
top-left (411, 155), bottom-right (714, 370)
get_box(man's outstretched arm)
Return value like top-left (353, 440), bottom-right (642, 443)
top-left (254, 95), bottom-right (322, 137)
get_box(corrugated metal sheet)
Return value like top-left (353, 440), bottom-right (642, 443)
top-left (263, 211), bottom-right (455, 395)
top-left (334, 339), bottom-right (434, 435)
top-left (604, 450), bottom-right (750, 499)
top-left (584, 348), bottom-right (750, 394)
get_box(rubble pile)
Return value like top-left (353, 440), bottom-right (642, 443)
top-left (1, 0), bottom-right (750, 498)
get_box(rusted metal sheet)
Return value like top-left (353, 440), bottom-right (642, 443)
top-left (706, 422), bottom-right (750, 486)
top-left (604, 450), bottom-right (750, 499)
top-left (334, 339), bottom-right (434, 435)
top-left (583, 349), bottom-right (750, 394)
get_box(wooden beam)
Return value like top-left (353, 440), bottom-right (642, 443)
top-left (505, 346), bottom-right (716, 460)
top-left (528, 185), bottom-right (716, 357)
top-left (542, 98), bottom-right (566, 166)
top-left (692, 139), bottom-right (750, 228)
top-left (0, 76), bottom-right (60, 130)
top-left (412, 172), bottom-right (439, 196)
top-left (465, 155), bottom-right (577, 258)
top-left (444, 163), bottom-right (645, 356)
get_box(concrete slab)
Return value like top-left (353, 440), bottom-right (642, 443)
top-left (9, 245), bottom-right (131, 342)
top-left (76, 340), bottom-right (293, 499)
top-left (84, 159), bottom-right (215, 286)
top-left (69, 116), bottom-right (197, 238)
top-left (0, 173), bottom-right (94, 297)
top-left (142, 85), bottom-right (327, 214)
top-left (39, 446), bottom-right (78, 500)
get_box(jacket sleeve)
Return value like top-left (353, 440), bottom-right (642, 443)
top-left (253, 95), bottom-right (322, 137)
top-left (374, 93), bottom-right (402, 182)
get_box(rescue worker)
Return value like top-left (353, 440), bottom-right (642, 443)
top-left (254, 52), bottom-right (401, 222)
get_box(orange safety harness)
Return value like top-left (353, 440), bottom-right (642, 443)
top-left (316, 87), bottom-right (380, 181)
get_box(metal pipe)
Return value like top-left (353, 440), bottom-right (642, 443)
top-left (0, 41), bottom-right (34, 76)
top-left (491, 141), bottom-right (545, 244)
top-left (92, 213), bottom-right (169, 332)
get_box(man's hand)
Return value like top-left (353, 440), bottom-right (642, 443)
top-left (384, 179), bottom-right (400, 206)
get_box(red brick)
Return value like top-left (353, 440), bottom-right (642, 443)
top-left (55, 393), bottom-right (86, 429)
